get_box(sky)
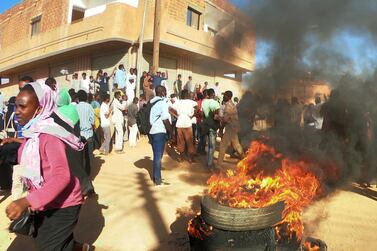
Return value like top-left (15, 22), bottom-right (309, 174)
top-left (0, 0), bottom-right (20, 14)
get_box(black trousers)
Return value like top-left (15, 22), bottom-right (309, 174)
top-left (34, 205), bottom-right (81, 251)
top-left (0, 162), bottom-right (12, 190)
top-left (83, 137), bottom-right (94, 177)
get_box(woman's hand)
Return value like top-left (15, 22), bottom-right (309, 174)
top-left (1, 138), bottom-right (14, 145)
top-left (0, 138), bottom-right (23, 146)
top-left (5, 198), bottom-right (30, 220)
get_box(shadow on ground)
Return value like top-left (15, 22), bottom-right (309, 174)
top-left (75, 194), bottom-right (108, 246)
top-left (91, 156), bottom-right (105, 181)
top-left (152, 195), bottom-right (202, 251)
top-left (134, 156), bottom-right (153, 181)
top-left (137, 172), bottom-right (170, 247)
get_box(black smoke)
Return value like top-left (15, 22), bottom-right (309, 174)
top-left (224, 0), bottom-right (377, 188)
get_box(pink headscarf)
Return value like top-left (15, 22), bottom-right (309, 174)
top-left (19, 81), bottom-right (85, 189)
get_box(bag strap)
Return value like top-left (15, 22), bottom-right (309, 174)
top-left (5, 112), bottom-right (15, 130)
top-left (150, 99), bottom-right (163, 124)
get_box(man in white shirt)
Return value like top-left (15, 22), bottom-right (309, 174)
top-left (100, 94), bottom-right (112, 155)
top-left (65, 73), bottom-right (80, 92)
top-left (126, 70), bottom-right (136, 106)
top-left (172, 89), bottom-right (198, 162)
top-left (89, 75), bottom-right (96, 95)
top-left (149, 86), bottom-right (173, 186)
top-left (213, 82), bottom-right (221, 97)
top-left (80, 72), bottom-right (91, 93)
top-left (112, 91), bottom-right (128, 153)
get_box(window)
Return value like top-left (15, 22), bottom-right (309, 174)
top-left (31, 16), bottom-right (41, 37)
top-left (224, 72), bottom-right (236, 79)
top-left (186, 7), bottom-right (201, 30)
top-left (208, 27), bottom-right (217, 37)
top-left (71, 7), bottom-right (85, 23)
top-left (0, 77), bottom-right (10, 85)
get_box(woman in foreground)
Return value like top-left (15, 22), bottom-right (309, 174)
top-left (4, 82), bottom-right (89, 251)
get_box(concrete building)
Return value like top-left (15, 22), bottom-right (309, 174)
top-left (0, 0), bottom-right (255, 98)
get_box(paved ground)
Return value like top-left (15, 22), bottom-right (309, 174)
top-left (1, 137), bottom-right (377, 251)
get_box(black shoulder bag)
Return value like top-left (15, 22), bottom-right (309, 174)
top-left (9, 209), bottom-right (36, 237)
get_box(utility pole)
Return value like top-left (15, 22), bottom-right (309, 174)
top-left (136, 0), bottom-right (148, 98)
top-left (152, 0), bottom-right (162, 73)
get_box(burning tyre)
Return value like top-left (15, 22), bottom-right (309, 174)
top-left (201, 195), bottom-right (284, 231)
top-left (188, 140), bottom-right (330, 250)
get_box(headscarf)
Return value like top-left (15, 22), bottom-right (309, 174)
top-left (56, 88), bottom-right (80, 125)
top-left (19, 82), bottom-right (85, 189)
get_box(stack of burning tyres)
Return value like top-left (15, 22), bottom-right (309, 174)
top-left (188, 140), bottom-right (331, 251)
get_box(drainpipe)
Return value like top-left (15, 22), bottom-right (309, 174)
top-left (136, 0), bottom-right (148, 98)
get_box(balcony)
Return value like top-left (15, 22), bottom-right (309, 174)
top-left (0, 2), bottom-right (141, 73)
top-left (0, 0), bottom-right (255, 75)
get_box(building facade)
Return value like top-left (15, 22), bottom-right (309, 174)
top-left (0, 0), bottom-right (255, 98)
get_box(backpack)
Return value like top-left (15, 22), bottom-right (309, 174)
top-left (201, 110), bottom-right (220, 136)
top-left (137, 99), bottom-right (163, 135)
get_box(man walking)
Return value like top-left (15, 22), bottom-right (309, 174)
top-left (217, 91), bottom-right (244, 167)
top-left (150, 86), bottom-right (172, 186)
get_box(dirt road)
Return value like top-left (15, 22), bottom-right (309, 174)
top-left (1, 137), bottom-right (377, 251)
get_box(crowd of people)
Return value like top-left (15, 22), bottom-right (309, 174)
top-left (0, 63), bottom-right (244, 250)
top-left (1, 60), bottom-right (376, 250)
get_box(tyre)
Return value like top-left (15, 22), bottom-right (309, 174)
top-left (201, 195), bottom-right (285, 231)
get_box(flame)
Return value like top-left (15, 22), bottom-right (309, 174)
top-left (207, 140), bottom-right (334, 240)
top-left (187, 215), bottom-right (213, 240)
top-left (303, 241), bottom-right (321, 251)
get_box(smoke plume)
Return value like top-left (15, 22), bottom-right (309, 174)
top-left (227, 0), bottom-right (377, 188)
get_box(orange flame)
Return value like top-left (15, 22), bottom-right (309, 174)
top-left (188, 215), bottom-right (213, 240)
top-left (303, 241), bottom-right (321, 251)
top-left (207, 140), bottom-right (333, 240)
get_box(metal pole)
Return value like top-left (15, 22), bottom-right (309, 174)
top-left (152, 0), bottom-right (161, 73)
top-left (136, 0), bottom-right (148, 98)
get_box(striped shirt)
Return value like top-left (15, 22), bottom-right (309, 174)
top-left (76, 102), bottom-right (95, 139)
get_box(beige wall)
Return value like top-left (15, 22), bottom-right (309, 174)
top-left (0, 0), bottom-right (255, 76)
top-left (0, 0), bottom-right (69, 48)
top-left (0, 0), bottom-right (253, 98)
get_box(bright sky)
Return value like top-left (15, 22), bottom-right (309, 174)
top-left (0, 0), bottom-right (20, 14)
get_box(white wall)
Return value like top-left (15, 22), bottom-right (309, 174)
top-left (68, 0), bottom-right (139, 23)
